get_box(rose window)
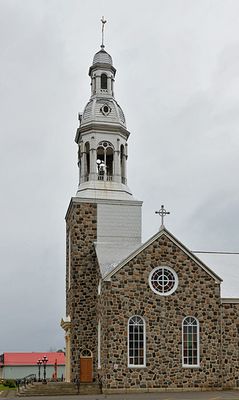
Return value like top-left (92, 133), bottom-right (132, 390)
top-left (149, 266), bottom-right (178, 296)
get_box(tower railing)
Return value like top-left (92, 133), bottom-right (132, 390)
top-left (98, 174), bottom-right (113, 182)
top-left (81, 174), bottom-right (127, 184)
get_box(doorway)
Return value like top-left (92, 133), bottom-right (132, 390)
top-left (80, 349), bottom-right (93, 383)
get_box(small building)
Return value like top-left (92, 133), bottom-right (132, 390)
top-left (0, 352), bottom-right (65, 380)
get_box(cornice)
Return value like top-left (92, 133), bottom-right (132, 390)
top-left (221, 298), bottom-right (239, 304)
top-left (75, 123), bottom-right (130, 143)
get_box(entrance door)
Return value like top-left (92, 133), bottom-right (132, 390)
top-left (80, 349), bottom-right (93, 383)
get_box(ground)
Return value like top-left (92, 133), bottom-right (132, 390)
top-left (1, 391), bottom-right (239, 399)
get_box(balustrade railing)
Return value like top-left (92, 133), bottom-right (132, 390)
top-left (81, 174), bottom-right (125, 183)
top-left (98, 174), bottom-right (113, 181)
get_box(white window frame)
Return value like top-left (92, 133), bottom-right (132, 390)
top-left (148, 266), bottom-right (178, 296)
top-left (128, 315), bottom-right (146, 368)
top-left (182, 316), bottom-right (200, 368)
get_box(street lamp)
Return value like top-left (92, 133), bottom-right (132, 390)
top-left (37, 359), bottom-right (42, 382)
top-left (42, 355), bottom-right (48, 384)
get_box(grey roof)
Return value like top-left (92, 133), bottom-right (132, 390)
top-left (81, 97), bottom-right (126, 128)
top-left (95, 227), bottom-right (238, 299)
top-left (93, 49), bottom-right (113, 65)
top-left (94, 241), bottom-right (140, 278)
top-left (102, 227), bottom-right (223, 284)
top-left (196, 253), bottom-right (239, 298)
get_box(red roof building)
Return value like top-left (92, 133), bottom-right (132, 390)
top-left (0, 352), bottom-right (65, 380)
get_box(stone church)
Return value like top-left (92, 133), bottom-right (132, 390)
top-left (61, 37), bottom-right (239, 393)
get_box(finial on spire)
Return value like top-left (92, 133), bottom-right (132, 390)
top-left (101, 16), bottom-right (107, 49)
top-left (155, 205), bottom-right (170, 229)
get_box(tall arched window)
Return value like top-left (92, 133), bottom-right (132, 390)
top-left (182, 316), bottom-right (200, 367)
top-left (120, 144), bottom-right (125, 183)
top-left (101, 73), bottom-right (107, 89)
top-left (128, 316), bottom-right (146, 368)
top-left (97, 141), bottom-right (114, 181)
top-left (85, 142), bottom-right (90, 178)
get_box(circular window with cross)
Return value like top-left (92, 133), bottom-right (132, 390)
top-left (149, 266), bottom-right (178, 296)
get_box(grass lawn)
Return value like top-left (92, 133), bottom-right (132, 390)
top-left (0, 384), bottom-right (16, 391)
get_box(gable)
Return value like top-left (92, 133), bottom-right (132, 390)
top-left (103, 227), bottom-right (222, 284)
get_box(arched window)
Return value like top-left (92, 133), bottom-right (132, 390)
top-left (80, 349), bottom-right (92, 358)
top-left (85, 142), bottom-right (90, 178)
top-left (128, 316), bottom-right (146, 368)
top-left (182, 316), bottom-right (200, 367)
top-left (120, 144), bottom-right (125, 183)
top-left (101, 73), bottom-right (107, 90)
top-left (96, 141), bottom-right (114, 181)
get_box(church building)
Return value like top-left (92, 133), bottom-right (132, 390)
top-left (61, 29), bottom-right (239, 393)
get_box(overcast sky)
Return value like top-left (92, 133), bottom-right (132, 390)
top-left (0, 0), bottom-right (239, 353)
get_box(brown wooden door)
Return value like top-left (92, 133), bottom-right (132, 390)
top-left (80, 357), bottom-right (93, 383)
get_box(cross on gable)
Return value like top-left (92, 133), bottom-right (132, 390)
top-left (155, 205), bottom-right (170, 229)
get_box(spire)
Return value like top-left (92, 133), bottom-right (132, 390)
top-left (101, 16), bottom-right (107, 49)
top-left (74, 28), bottom-right (133, 200)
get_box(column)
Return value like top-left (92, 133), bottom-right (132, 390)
top-left (65, 330), bottom-right (71, 382)
top-left (114, 139), bottom-right (121, 183)
top-left (89, 137), bottom-right (97, 181)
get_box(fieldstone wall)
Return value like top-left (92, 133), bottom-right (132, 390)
top-left (65, 200), bottom-right (99, 382)
top-left (221, 301), bottom-right (239, 388)
top-left (100, 233), bottom-right (222, 391)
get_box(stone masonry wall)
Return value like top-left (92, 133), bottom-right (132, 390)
top-left (100, 234), bottom-right (222, 391)
top-left (66, 200), bottom-right (99, 382)
top-left (221, 302), bottom-right (239, 388)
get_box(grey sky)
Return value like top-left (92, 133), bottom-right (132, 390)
top-left (0, 0), bottom-right (238, 353)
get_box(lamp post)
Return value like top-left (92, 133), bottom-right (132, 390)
top-left (37, 359), bottom-right (42, 382)
top-left (42, 355), bottom-right (48, 384)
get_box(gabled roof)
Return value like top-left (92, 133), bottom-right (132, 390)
top-left (103, 226), bottom-right (223, 283)
top-left (1, 352), bottom-right (65, 366)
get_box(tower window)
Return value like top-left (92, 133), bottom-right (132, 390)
top-left (101, 73), bottom-right (107, 89)
top-left (97, 141), bottom-right (114, 180)
top-left (85, 142), bottom-right (90, 178)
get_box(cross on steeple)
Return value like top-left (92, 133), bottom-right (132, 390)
top-left (101, 16), bottom-right (107, 49)
top-left (155, 205), bottom-right (170, 229)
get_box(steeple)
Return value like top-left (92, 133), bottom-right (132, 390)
top-left (75, 23), bottom-right (133, 200)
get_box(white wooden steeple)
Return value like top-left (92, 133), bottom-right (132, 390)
top-left (75, 40), bottom-right (133, 200)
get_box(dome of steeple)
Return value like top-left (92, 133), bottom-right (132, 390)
top-left (93, 48), bottom-right (113, 65)
top-left (81, 97), bottom-right (126, 129)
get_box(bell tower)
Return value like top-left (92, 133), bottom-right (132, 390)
top-left (75, 30), bottom-right (132, 199)
top-left (62, 21), bottom-right (142, 383)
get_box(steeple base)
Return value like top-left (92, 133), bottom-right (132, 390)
top-left (76, 180), bottom-right (134, 200)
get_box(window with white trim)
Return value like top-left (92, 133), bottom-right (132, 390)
top-left (128, 316), bottom-right (146, 368)
top-left (149, 266), bottom-right (178, 296)
top-left (182, 316), bottom-right (200, 367)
